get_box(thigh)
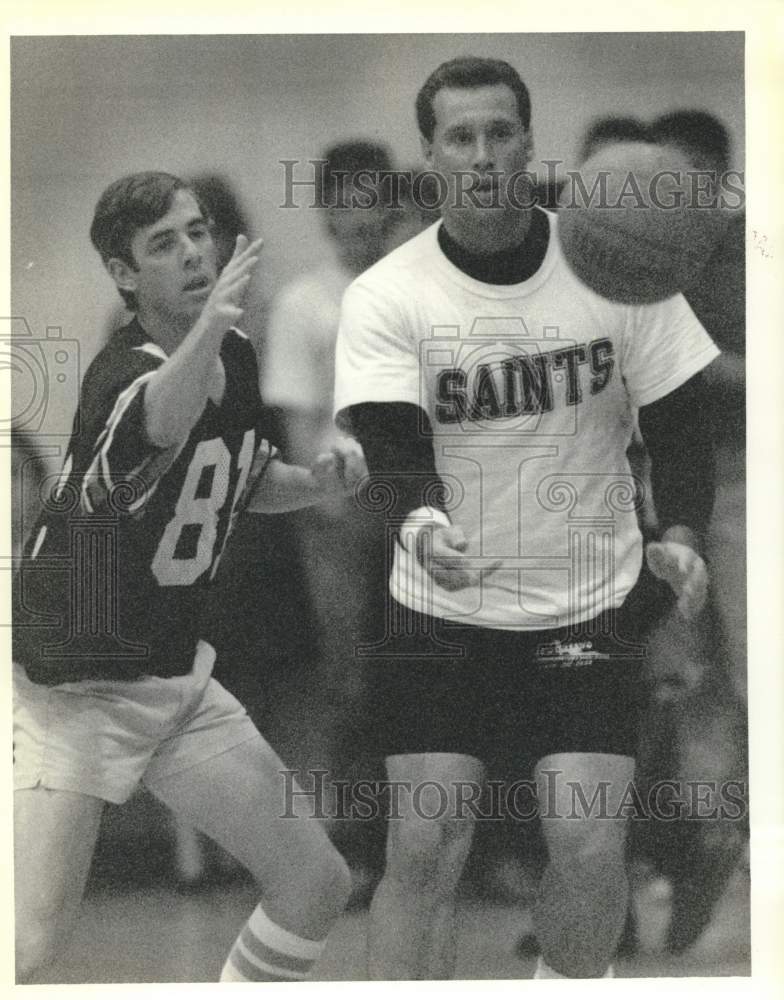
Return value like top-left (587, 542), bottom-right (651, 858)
top-left (145, 734), bottom-right (335, 886)
top-left (143, 668), bottom-right (259, 788)
top-left (15, 786), bottom-right (104, 928)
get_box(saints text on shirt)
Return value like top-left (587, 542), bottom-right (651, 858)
top-left (430, 336), bottom-right (615, 426)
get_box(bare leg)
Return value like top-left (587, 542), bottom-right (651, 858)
top-left (368, 753), bottom-right (485, 980)
top-left (533, 752), bottom-right (635, 978)
top-left (145, 735), bottom-right (351, 942)
top-left (14, 787), bottom-right (105, 983)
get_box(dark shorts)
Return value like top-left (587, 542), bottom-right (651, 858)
top-left (359, 586), bottom-right (656, 768)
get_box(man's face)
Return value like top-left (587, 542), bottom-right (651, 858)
top-left (115, 189), bottom-right (219, 326)
top-left (422, 83), bottom-right (533, 217)
top-left (327, 180), bottom-right (392, 274)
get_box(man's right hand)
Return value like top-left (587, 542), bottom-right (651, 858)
top-left (414, 523), bottom-right (503, 592)
top-left (201, 235), bottom-right (264, 335)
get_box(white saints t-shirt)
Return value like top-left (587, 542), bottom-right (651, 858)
top-left (334, 211), bottom-right (720, 630)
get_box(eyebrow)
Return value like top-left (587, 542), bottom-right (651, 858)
top-left (145, 215), bottom-right (207, 248)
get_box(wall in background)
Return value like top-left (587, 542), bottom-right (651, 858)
top-left (11, 32), bottom-right (744, 445)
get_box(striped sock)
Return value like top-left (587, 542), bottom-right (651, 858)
top-left (220, 904), bottom-right (326, 982)
top-left (534, 956), bottom-right (615, 979)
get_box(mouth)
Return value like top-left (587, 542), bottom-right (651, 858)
top-left (474, 175), bottom-right (498, 193)
top-left (183, 275), bottom-right (212, 293)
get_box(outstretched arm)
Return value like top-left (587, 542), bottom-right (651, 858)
top-left (246, 438), bottom-right (367, 514)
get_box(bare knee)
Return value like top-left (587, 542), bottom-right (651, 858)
top-left (385, 816), bottom-right (474, 897)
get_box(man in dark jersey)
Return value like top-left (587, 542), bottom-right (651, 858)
top-left (334, 58), bottom-right (717, 979)
top-left (13, 171), bottom-right (361, 983)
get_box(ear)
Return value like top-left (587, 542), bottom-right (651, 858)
top-left (107, 257), bottom-right (138, 296)
top-left (420, 132), bottom-right (434, 168)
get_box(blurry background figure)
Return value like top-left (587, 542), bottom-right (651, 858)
top-left (261, 140), bottom-right (397, 899)
top-left (263, 140), bottom-right (395, 461)
top-left (578, 114), bottom-right (651, 163)
top-left (517, 109), bottom-right (748, 962)
top-left (383, 166), bottom-right (443, 253)
top-left (630, 108), bottom-right (748, 956)
top-left (533, 115), bottom-right (651, 209)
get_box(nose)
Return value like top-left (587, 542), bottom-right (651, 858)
top-left (181, 234), bottom-right (201, 265)
top-left (473, 132), bottom-right (494, 172)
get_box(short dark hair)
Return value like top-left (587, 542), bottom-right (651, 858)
top-left (90, 171), bottom-right (207, 310)
top-left (316, 140), bottom-right (393, 207)
top-left (579, 116), bottom-right (650, 164)
top-left (650, 110), bottom-right (731, 175)
top-left (416, 57), bottom-right (531, 142)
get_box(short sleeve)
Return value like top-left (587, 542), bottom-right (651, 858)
top-left (78, 348), bottom-right (180, 514)
top-left (333, 277), bottom-right (423, 432)
top-left (621, 293), bottom-right (721, 408)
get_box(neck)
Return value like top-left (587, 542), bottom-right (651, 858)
top-left (135, 306), bottom-right (192, 355)
top-left (441, 208), bottom-right (532, 255)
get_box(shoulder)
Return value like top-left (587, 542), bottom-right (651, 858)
top-left (81, 320), bottom-right (164, 406)
top-left (344, 223), bottom-right (441, 312)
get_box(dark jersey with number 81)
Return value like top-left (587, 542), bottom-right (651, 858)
top-left (13, 319), bottom-right (276, 685)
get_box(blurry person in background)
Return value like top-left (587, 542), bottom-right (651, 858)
top-left (263, 140), bottom-right (395, 463)
top-left (636, 107), bottom-right (748, 955)
top-left (261, 140), bottom-right (396, 893)
top-left (519, 109), bottom-right (748, 963)
top-left (384, 166), bottom-right (443, 253)
top-left (578, 114), bottom-right (651, 164)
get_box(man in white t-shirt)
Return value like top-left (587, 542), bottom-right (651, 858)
top-left (334, 57), bottom-right (718, 980)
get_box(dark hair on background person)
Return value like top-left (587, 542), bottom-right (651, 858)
top-left (415, 56), bottom-right (532, 142)
top-left (578, 115), bottom-right (650, 164)
top-left (650, 110), bottom-right (731, 175)
top-left (188, 173), bottom-right (252, 271)
top-left (89, 171), bottom-right (209, 311)
top-left (316, 140), bottom-right (394, 208)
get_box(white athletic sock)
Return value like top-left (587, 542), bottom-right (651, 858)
top-left (534, 956), bottom-right (615, 979)
top-left (220, 903), bottom-right (326, 982)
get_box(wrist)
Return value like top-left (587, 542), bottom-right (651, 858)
top-left (660, 524), bottom-right (700, 554)
top-left (399, 506), bottom-right (451, 558)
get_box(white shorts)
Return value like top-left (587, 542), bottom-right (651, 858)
top-left (13, 640), bottom-right (260, 804)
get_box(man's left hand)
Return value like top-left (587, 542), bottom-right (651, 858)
top-left (311, 438), bottom-right (368, 498)
top-left (645, 540), bottom-right (709, 620)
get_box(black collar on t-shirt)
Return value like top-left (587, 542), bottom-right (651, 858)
top-left (437, 206), bottom-right (550, 285)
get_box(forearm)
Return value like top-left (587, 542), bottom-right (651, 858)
top-left (638, 372), bottom-right (716, 549)
top-left (245, 457), bottom-right (322, 513)
top-left (144, 318), bottom-right (225, 448)
top-left (346, 402), bottom-right (448, 525)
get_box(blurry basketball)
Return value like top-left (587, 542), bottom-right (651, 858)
top-left (557, 141), bottom-right (725, 304)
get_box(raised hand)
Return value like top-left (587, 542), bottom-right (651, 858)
top-left (646, 539), bottom-right (708, 620)
top-left (201, 235), bottom-right (264, 335)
